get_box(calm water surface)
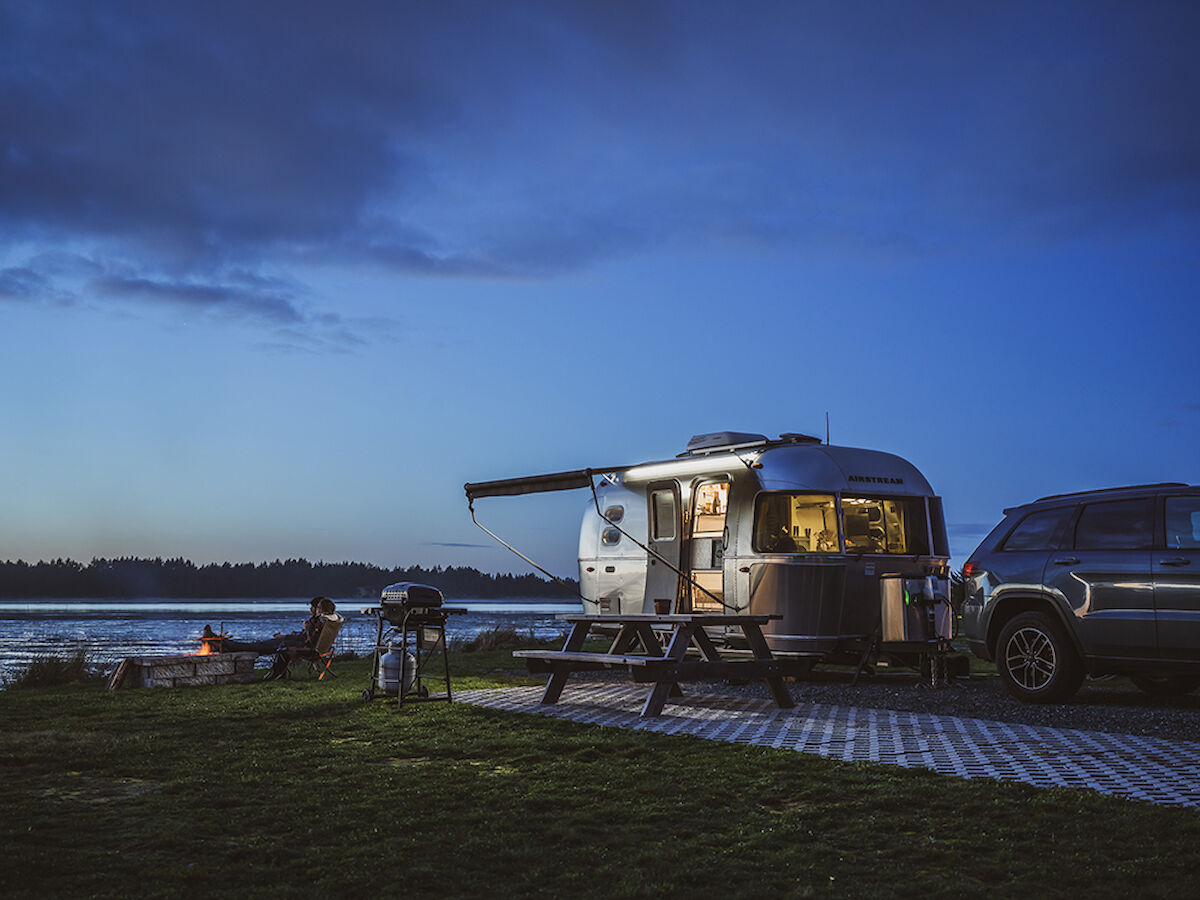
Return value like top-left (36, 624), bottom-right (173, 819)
top-left (0, 597), bottom-right (579, 681)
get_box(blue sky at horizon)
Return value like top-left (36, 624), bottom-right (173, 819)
top-left (2, 0), bottom-right (1198, 577)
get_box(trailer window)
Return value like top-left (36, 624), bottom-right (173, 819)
top-left (651, 490), bottom-right (676, 541)
top-left (754, 493), bottom-right (839, 553)
top-left (928, 498), bottom-right (949, 556)
top-left (843, 497), bottom-right (930, 555)
top-left (692, 481), bottom-right (728, 535)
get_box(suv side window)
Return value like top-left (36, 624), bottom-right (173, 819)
top-left (1001, 507), bottom-right (1072, 551)
top-left (1165, 497), bottom-right (1200, 549)
top-left (1073, 498), bottom-right (1153, 550)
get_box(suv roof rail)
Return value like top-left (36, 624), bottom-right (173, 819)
top-left (1034, 482), bottom-right (1190, 503)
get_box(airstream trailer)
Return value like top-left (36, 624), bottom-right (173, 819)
top-left (465, 431), bottom-right (954, 668)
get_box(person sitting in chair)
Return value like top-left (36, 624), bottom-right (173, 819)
top-left (215, 597), bottom-right (338, 678)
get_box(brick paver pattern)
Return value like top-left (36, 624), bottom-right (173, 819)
top-left (456, 683), bottom-right (1200, 808)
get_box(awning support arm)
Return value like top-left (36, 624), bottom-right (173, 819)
top-left (468, 497), bottom-right (590, 603)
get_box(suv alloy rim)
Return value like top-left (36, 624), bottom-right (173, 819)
top-left (1004, 625), bottom-right (1057, 691)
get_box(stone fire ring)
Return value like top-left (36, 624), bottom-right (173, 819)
top-left (105, 652), bottom-right (259, 690)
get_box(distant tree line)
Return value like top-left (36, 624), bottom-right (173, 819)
top-left (0, 557), bottom-right (579, 600)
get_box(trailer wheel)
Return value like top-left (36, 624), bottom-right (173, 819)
top-left (362, 689), bottom-right (374, 702)
top-left (996, 611), bottom-right (1083, 703)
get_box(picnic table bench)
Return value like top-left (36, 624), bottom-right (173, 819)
top-left (514, 613), bottom-right (795, 717)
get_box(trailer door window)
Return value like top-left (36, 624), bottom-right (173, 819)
top-left (843, 496), bottom-right (930, 555)
top-left (692, 481), bottom-right (728, 535)
top-left (754, 493), bottom-right (839, 553)
top-left (651, 490), bottom-right (676, 541)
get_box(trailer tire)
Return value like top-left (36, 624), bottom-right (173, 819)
top-left (996, 611), bottom-right (1083, 703)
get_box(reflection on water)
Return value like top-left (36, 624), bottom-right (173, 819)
top-left (0, 598), bottom-right (579, 680)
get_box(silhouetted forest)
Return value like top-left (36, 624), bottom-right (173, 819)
top-left (0, 557), bottom-right (578, 600)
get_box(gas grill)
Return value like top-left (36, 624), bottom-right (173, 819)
top-left (362, 582), bottom-right (466, 707)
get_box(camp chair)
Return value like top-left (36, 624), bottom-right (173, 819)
top-left (272, 614), bottom-right (344, 681)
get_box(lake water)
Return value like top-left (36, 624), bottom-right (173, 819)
top-left (0, 597), bottom-right (579, 682)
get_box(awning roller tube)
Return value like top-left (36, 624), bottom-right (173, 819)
top-left (464, 466), bottom-right (628, 501)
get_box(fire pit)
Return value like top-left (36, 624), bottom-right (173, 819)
top-left (105, 651), bottom-right (258, 690)
top-left (197, 625), bottom-right (231, 655)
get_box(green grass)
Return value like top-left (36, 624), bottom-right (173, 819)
top-left (1, 651), bottom-right (1197, 898)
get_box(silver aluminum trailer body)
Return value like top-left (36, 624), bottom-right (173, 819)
top-left (467, 432), bottom-right (951, 660)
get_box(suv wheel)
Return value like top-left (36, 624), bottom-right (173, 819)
top-left (1130, 673), bottom-right (1200, 696)
top-left (995, 611), bottom-right (1083, 703)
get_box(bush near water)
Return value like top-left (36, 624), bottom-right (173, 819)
top-left (3, 647), bottom-right (99, 689)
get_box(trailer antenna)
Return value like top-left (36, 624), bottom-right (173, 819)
top-left (825, 412), bottom-right (830, 445)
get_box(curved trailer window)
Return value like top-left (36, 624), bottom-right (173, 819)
top-left (754, 493), bottom-right (933, 555)
top-left (753, 493), bottom-right (840, 553)
top-left (842, 496), bottom-right (930, 555)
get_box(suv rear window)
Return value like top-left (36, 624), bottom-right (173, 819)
top-left (1165, 497), bottom-right (1200, 549)
top-left (1073, 498), bottom-right (1153, 550)
top-left (1001, 507), bottom-right (1072, 551)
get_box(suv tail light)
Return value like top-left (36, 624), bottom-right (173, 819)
top-left (962, 561), bottom-right (980, 578)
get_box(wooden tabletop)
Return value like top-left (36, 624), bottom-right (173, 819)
top-left (558, 613), bottom-right (779, 625)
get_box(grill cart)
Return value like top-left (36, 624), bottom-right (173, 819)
top-left (362, 582), bottom-right (466, 707)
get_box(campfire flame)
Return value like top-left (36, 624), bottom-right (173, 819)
top-left (195, 626), bottom-right (229, 656)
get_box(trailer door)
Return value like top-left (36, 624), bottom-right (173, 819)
top-left (646, 481), bottom-right (682, 613)
top-left (689, 479), bottom-right (730, 612)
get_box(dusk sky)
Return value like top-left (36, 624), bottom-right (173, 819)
top-left (2, 1), bottom-right (1198, 578)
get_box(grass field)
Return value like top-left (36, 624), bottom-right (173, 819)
top-left (2, 649), bottom-right (1198, 898)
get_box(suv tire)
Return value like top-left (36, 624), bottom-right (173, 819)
top-left (1130, 673), bottom-right (1200, 696)
top-left (995, 611), bottom-right (1084, 703)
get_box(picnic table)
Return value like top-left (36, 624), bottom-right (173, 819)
top-left (513, 613), bottom-right (795, 717)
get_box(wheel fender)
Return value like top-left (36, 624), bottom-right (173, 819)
top-left (986, 593), bottom-right (1085, 662)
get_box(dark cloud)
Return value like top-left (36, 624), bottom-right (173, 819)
top-left (1158, 402), bottom-right (1200, 429)
top-left (0, 266), bottom-right (48, 301)
top-left (1, 2), bottom-right (430, 258)
top-left (2, 0), bottom-right (1198, 314)
top-left (92, 275), bottom-right (302, 324)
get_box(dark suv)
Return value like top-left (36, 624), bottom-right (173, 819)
top-left (962, 483), bottom-right (1200, 702)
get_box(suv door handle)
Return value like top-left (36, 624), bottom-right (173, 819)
top-left (1160, 557), bottom-right (1192, 567)
top-left (1051, 557), bottom-right (1079, 566)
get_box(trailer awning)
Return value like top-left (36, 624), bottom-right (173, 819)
top-left (464, 466), bottom-right (629, 501)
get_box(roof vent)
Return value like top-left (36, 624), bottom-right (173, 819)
top-left (779, 432), bottom-right (822, 444)
top-left (684, 432), bottom-right (769, 454)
